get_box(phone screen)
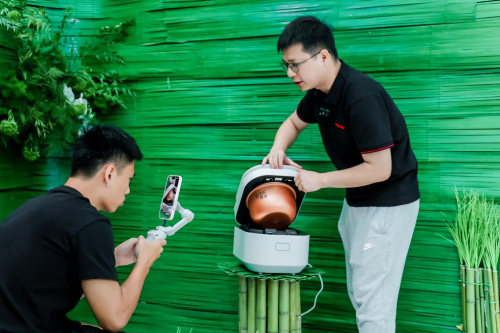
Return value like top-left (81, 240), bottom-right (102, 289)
top-left (159, 175), bottom-right (182, 220)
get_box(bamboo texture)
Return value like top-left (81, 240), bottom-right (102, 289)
top-left (1, 1), bottom-right (500, 332)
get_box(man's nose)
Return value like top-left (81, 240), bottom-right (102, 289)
top-left (287, 66), bottom-right (296, 78)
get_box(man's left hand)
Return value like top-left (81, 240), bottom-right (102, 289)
top-left (115, 238), bottom-right (139, 266)
top-left (294, 169), bottom-right (324, 193)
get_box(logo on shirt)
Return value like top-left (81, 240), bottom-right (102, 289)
top-left (335, 123), bottom-right (345, 130)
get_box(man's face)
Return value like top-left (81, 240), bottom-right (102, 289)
top-left (282, 44), bottom-right (324, 91)
top-left (102, 161), bottom-right (135, 213)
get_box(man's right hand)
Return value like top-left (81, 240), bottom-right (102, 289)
top-left (262, 149), bottom-right (302, 169)
top-left (134, 235), bottom-right (166, 268)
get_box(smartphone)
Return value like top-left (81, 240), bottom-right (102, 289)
top-left (159, 175), bottom-right (182, 220)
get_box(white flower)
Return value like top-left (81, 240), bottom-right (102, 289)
top-left (63, 84), bottom-right (75, 103)
top-left (73, 93), bottom-right (88, 115)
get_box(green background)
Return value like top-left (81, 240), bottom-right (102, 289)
top-left (1, 0), bottom-right (500, 332)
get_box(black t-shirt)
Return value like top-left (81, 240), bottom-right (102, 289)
top-left (297, 60), bottom-right (419, 207)
top-left (0, 186), bottom-right (118, 333)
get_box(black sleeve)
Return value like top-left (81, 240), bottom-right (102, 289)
top-left (347, 95), bottom-right (394, 154)
top-left (296, 91), bottom-right (317, 124)
top-left (73, 220), bottom-right (118, 281)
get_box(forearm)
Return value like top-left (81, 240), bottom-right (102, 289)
top-left (322, 162), bottom-right (390, 188)
top-left (271, 117), bottom-right (301, 151)
top-left (115, 263), bottom-right (150, 324)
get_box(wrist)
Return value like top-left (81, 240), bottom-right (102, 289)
top-left (134, 259), bottom-right (151, 273)
top-left (321, 172), bottom-right (333, 189)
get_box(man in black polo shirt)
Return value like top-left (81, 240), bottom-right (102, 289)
top-left (0, 125), bottom-right (166, 333)
top-left (262, 16), bottom-right (419, 333)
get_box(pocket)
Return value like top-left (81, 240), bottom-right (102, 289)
top-left (381, 207), bottom-right (395, 234)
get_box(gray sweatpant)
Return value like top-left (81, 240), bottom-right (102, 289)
top-left (338, 199), bottom-right (420, 333)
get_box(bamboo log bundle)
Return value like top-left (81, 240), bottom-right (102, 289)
top-left (220, 264), bottom-right (322, 333)
top-left (236, 277), bottom-right (302, 333)
top-left (446, 190), bottom-right (500, 333)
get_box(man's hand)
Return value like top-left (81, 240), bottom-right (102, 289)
top-left (294, 169), bottom-right (324, 193)
top-left (115, 238), bottom-right (139, 267)
top-left (262, 149), bottom-right (302, 169)
top-left (134, 235), bottom-right (166, 268)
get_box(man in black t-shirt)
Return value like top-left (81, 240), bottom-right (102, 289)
top-left (262, 16), bottom-right (420, 333)
top-left (0, 125), bottom-right (166, 333)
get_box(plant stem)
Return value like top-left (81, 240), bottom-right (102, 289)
top-left (479, 268), bottom-right (485, 332)
top-left (248, 278), bottom-right (256, 333)
top-left (467, 267), bottom-right (477, 333)
top-left (268, 280), bottom-right (279, 333)
top-left (290, 281), bottom-right (297, 333)
top-left (476, 269), bottom-right (483, 333)
top-left (256, 279), bottom-right (267, 333)
top-left (494, 270), bottom-right (500, 333)
top-left (279, 281), bottom-right (290, 333)
top-left (295, 282), bottom-right (301, 333)
top-left (462, 265), bottom-right (467, 330)
top-left (487, 269), bottom-right (497, 333)
top-left (239, 276), bottom-right (248, 333)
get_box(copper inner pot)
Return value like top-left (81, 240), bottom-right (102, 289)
top-left (246, 182), bottom-right (297, 230)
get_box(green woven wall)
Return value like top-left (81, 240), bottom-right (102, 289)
top-left (1, 0), bottom-right (500, 332)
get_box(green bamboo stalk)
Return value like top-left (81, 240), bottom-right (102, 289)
top-left (279, 280), bottom-right (290, 333)
top-left (480, 268), bottom-right (485, 332)
top-left (295, 282), bottom-right (301, 333)
top-left (487, 269), bottom-right (497, 333)
top-left (481, 200), bottom-right (500, 333)
top-left (483, 269), bottom-right (490, 333)
top-left (476, 269), bottom-right (483, 333)
top-left (268, 280), bottom-right (279, 333)
top-left (467, 267), bottom-right (477, 333)
top-left (290, 282), bottom-right (297, 333)
top-left (256, 279), bottom-right (266, 333)
top-left (463, 265), bottom-right (468, 330)
top-left (494, 270), bottom-right (500, 333)
top-left (248, 278), bottom-right (256, 333)
top-left (239, 276), bottom-right (248, 333)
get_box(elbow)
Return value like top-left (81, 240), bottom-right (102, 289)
top-left (99, 316), bottom-right (128, 332)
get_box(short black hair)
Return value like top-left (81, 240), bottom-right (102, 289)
top-left (70, 124), bottom-right (143, 178)
top-left (277, 16), bottom-right (338, 59)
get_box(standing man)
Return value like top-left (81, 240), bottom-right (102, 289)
top-left (0, 125), bottom-right (165, 333)
top-left (262, 16), bottom-right (420, 333)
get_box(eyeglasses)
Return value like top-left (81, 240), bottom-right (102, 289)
top-left (280, 51), bottom-right (321, 73)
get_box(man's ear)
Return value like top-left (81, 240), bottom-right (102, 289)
top-left (103, 164), bottom-right (116, 186)
top-left (320, 49), bottom-right (330, 66)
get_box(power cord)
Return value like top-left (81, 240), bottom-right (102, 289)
top-left (301, 263), bottom-right (324, 316)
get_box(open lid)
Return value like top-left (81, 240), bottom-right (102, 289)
top-left (234, 165), bottom-right (306, 227)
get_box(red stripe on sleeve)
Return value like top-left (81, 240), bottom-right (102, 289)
top-left (360, 144), bottom-right (394, 154)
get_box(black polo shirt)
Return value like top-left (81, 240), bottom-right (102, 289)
top-left (297, 60), bottom-right (419, 207)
